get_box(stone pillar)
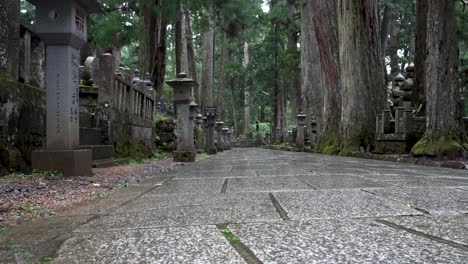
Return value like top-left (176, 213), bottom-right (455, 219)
top-left (167, 73), bottom-right (196, 162)
top-left (32, 0), bottom-right (101, 176)
top-left (204, 107), bottom-right (217, 154)
top-left (215, 121), bottom-right (225, 152)
top-left (0, 0), bottom-right (20, 80)
top-left (296, 112), bottom-right (306, 148)
top-left (222, 127), bottom-right (231, 150)
top-left (195, 114), bottom-right (204, 151)
top-left (189, 101), bottom-right (198, 150)
top-left (93, 53), bottom-right (113, 142)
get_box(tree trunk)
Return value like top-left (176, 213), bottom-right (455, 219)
top-left (230, 78), bottom-right (239, 137)
top-left (337, 0), bottom-right (386, 153)
top-left (200, 7), bottom-right (215, 111)
top-left (411, 0), bottom-right (464, 157)
top-left (217, 30), bottom-right (228, 120)
top-left (287, 0), bottom-right (301, 122)
top-left (186, 10), bottom-right (199, 104)
top-left (380, 4), bottom-right (393, 55)
top-left (310, 0), bottom-right (340, 153)
top-left (413, 0), bottom-right (427, 105)
top-left (243, 42), bottom-right (251, 137)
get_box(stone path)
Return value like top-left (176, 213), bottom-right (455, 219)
top-left (2, 148), bottom-right (468, 263)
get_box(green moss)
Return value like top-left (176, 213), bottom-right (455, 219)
top-left (114, 142), bottom-right (147, 161)
top-left (318, 129), bottom-right (341, 155)
top-left (411, 135), bottom-right (463, 157)
top-left (338, 145), bottom-right (360, 156)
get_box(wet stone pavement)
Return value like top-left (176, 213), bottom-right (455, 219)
top-left (1, 148), bottom-right (468, 263)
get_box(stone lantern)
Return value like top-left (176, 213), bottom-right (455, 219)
top-left (401, 63), bottom-right (414, 110)
top-left (31, 0), bottom-right (101, 176)
top-left (222, 127), bottom-right (231, 150)
top-left (204, 107), bottom-right (217, 154)
top-left (227, 130), bottom-right (233, 146)
top-left (215, 121), bottom-right (225, 152)
top-left (296, 112), bottom-right (307, 147)
top-left (166, 73), bottom-right (197, 162)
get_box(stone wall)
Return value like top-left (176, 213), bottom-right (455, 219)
top-left (0, 0), bottom-right (20, 80)
top-left (0, 80), bottom-right (46, 174)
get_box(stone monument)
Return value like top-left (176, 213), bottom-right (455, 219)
top-left (296, 112), bottom-right (306, 148)
top-left (195, 114), bottom-right (204, 152)
top-left (31, 0), bottom-right (101, 176)
top-left (167, 73), bottom-right (197, 162)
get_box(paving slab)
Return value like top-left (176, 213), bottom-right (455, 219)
top-left (382, 215), bottom-right (468, 246)
top-left (54, 226), bottom-right (245, 264)
top-left (145, 178), bottom-right (225, 195)
top-left (175, 170), bottom-right (228, 179)
top-left (296, 174), bottom-right (389, 189)
top-left (257, 168), bottom-right (313, 176)
top-left (77, 193), bottom-right (281, 231)
top-left (274, 190), bottom-right (420, 220)
top-left (229, 219), bottom-right (468, 264)
top-left (368, 187), bottom-right (468, 216)
top-left (227, 176), bottom-right (314, 193)
top-left (231, 164), bottom-right (276, 170)
top-left (227, 170), bottom-right (258, 177)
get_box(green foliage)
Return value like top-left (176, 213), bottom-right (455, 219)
top-left (17, 204), bottom-right (40, 214)
top-left (113, 183), bottom-right (127, 190)
top-left (250, 122), bottom-right (271, 137)
top-left (152, 151), bottom-right (172, 160)
top-left (220, 228), bottom-right (240, 242)
top-left (2, 170), bottom-right (63, 182)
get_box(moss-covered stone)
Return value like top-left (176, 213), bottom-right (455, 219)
top-left (411, 135), bottom-right (463, 158)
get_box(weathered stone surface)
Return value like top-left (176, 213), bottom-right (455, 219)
top-left (229, 219), bottom-right (468, 264)
top-left (382, 215), bottom-right (468, 246)
top-left (227, 176), bottom-right (314, 193)
top-left (275, 190), bottom-right (420, 220)
top-left (296, 174), bottom-right (389, 189)
top-left (145, 178), bottom-right (225, 195)
top-left (54, 226), bottom-right (245, 264)
top-left (368, 187), bottom-right (468, 216)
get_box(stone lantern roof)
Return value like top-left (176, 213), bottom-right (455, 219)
top-left (28, 0), bottom-right (102, 13)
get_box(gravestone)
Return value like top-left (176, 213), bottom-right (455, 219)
top-left (195, 114), bottom-right (204, 151)
top-left (167, 73), bottom-right (196, 162)
top-left (31, 0), bottom-right (102, 176)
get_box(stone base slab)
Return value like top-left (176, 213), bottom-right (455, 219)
top-left (205, 147), bottom-right (218, 155)
top-left (32, 149), bottom-right (92, 176)
top-left (173, 151), bottom-right (196, 162)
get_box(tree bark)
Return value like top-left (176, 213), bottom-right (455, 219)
top-left (380, 4), bottom-right (393, 55)
top-left (413, 0), bottom-right (428, 105)
top-left (186, 10), bottom-right (199, 104)
top-left (337, 0), bottom-right (386, 152)
top-left (243, 42), bottom-right (251, 137)
top-left (310, 0), bottom-right (340, 152)
top-left (200, 7), bottom-right (215, 112)
top-left (287, 0), bottom-right (301, 122)
top-left (412, 0), bottom-right (464, 156)
top-left (230, 78), bottom-right (239, 137)
top-left (217, 30), bottom-right (228, 121)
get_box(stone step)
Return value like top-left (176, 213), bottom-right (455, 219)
top-left (79, 145), bottom-right (114, 161)
top-left (80, 127), bottom-right (102, 145)
top-left (92, 158), bottom-right (130, 168)
top-left (79, 112), bottom-right (95, 128)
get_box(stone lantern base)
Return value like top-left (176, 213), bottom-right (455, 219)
top-left (32, 149), bottom-right (92, 176)
top-left (173, 151), bottom-right (196, 162)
